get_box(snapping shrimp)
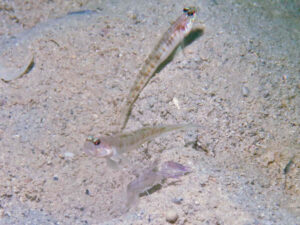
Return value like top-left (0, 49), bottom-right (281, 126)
top-left (83, 124), bottom-right (198, 168)
top-left (118, 7), bottom-right (199, 130)
top-left (126, 160), bottom-right (191, 208)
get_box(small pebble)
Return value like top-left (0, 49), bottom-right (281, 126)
top-left (172, 97), bottom-right (180, 109)
top-left (166, 209), bottom-right (178, 223)
top-left (172, 197), bottom-right (183, 204)
top-left (263, 91), bottom-right (270, 98)
top-left (64, 152), bottom-right (74, 158)
top-left (127, 12), bottom-right (137, 20)
top-left (242, 86), bottom-right (250, 97)
top-left (53, 175), bottom-right (59, 181)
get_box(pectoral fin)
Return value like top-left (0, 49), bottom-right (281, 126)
top-left (106, 154), bottom-right (130, 169)
top-left (106, 158), bottom-right (119, 170)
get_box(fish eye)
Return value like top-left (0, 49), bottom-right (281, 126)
top-left (183, 7), bottom-right (189, 13)
top-left (93, 138), bottom-right (101, 145)
top-left (183, 7), bottom-right (196, 17)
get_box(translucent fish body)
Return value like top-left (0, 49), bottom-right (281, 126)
top-left (119, 7), bottom-right (198, 130)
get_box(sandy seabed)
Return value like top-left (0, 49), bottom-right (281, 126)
top-left (0, 0), bottom-right (299, 224)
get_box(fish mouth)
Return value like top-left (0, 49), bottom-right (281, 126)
top-left (96, 147), bottom-right (113, 158)
top-left (83, 141), bottom-right (112, 158)
top-left (83, 141), bottom-right (99, 156)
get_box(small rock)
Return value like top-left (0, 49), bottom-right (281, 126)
top-left (242, 86), bottom-right (250, 97)
top-left (64, 152), bottom-right (74, 158)
top-left (127, 12), bottom-right (137, 20)
top-left (166, 209), bottom-right (178, 223)
top-left (263, 91), bottom-right (270, 98)
top-left (172, 97), bottom-right (180, 109)
top-left (172, 197), bottom-right (183, 205)
top-left (263, 151), bottom-right (275, 167)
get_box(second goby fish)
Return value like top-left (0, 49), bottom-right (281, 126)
top-left (119, 7), bottom-right (198, 130)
